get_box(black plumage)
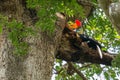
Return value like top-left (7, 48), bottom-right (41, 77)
top-left (79, 34), bottom-right (102, 50)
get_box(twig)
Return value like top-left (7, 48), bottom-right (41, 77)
top-left (79, 63), bottom-right (92, 69)
top-left (67, 62), bottom-right (88, 80)
top-left (53, 68), bottom-right (63, 74)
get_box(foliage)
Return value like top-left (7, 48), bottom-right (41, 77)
top-left (0, 15), bottom-right (33, 55)
top-left (0, 14), bottom-right (7, 33)
top-left (27, 0), bottom-right (120, 79)
top-left (53, 1), bottom-right (120, 80)
top-left (1, 0), bottom-right (120, 79)
top-left (112, 53), bottom-right (120, 68)
top-left (84, 9), bottom-right (120, 52)
top-left (8, 20), bottom-right (33, 55)
top-left (26, 0), bottom-right (84, 34)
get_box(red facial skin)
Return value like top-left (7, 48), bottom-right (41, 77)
top-left (75, 20), bottom-right (82, 27)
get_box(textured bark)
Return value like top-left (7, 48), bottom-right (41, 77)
top-left (56, 29), bottom-right (115, 66)
top-left (77, 0), bottom-right (93, 18)
top-left (0, 0), bottom-right (65, 80)
top-left (0, 0), bottom-right (117, 80)
top-left (54, 0), bottom-right (116, 66)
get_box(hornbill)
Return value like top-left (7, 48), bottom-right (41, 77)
top-left (66, 20), bottom-right (103, 59)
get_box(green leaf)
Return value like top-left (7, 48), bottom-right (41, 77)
top-left (104, 72), bottom-right (110, 80)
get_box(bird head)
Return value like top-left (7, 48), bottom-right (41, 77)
top-left (75, 20), bottom-right (82, 27)
top-left (67, 20), bottom-right (82, 30)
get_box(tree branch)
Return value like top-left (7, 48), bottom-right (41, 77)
top-left (56, 28), bottom-right (115, 66)
top-left (55, 0), bottom-right (117, 66)
top-left (77, 0), bottom-right (94, 18)
top-left (67, 62), bottom-right (87, 80)
top-left (79, 63), bottom-right (92, 69)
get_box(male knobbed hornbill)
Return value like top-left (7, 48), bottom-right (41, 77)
top-left (66, 20), bottom-right (103, 59)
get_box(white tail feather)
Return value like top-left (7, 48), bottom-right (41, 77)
top-left (96, 45), bottom-right (103, 59)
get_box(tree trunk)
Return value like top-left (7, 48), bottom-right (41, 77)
top-left (0, 0), bottom-right (116, 80)
top-left (0, 0), bottom-right (65, 80)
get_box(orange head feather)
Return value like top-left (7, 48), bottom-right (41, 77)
top-left (67, 20), bottom-right (82, 30)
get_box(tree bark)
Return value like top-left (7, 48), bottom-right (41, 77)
top-left (0, 0), bottom-right (65, 80)
top-left (56, 29), bottom-right (115, 66)
top-left (0, 0), bottom-right (117, 80)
